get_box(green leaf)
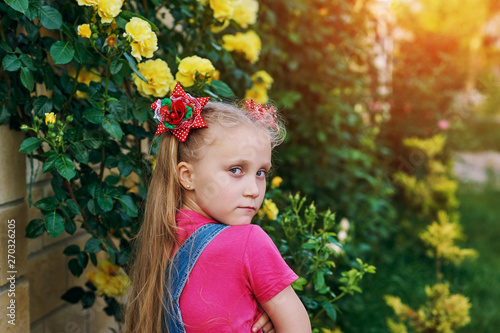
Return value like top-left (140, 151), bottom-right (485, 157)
top-left (302, 242), bottom-right (316, 250)
top-left (89, 253), bottom-right (97, 266)
top-left (63, 244), bottom-right (80, 256)
top-left (68, 258), bottom-right (83, 277)
top-left (117, 195), bottom-right (138, 217)
top-left (19, 137), bottom-right (42, 153)
top-left (20, 54), bottom-right (36, 71)
top-left (70, 142), bottom-right (89, 164)
top-left (124, 52), bottom-right (148, 84)
top-left (44, 212), bottom-right (65, 239)
top-left (34, 96), bottom-right (53, 116)
top-left (210, 80), bottom-right (235, 97)
top-left (81, 291), bottom-right (95, 309)
top-left (83, 108), bottom-right (104, 124)
top-left (118, 10), bottom-right (158, 31)
top-left (25, 218), bottom-right (45, 238)
top-left (313, 271), bottom-right (325, 291)
top-left (2, 54), bottom-right (21, 71)
top-left (38, 5), bottom-right (62, 30)
top-left (50, 41), bottom-right (75, 65)
top-left (0, 42), bottom-right (14, 53)
top-left (291, 277), bottom-right (308, 291)
top-left (97, 193), bottom-right (113, 212)
top-left (34, 196), bottom-right (60, 210)
top-left (61, 286), bottom-right (84, 303)
top-left (110, 58), bottom-right (123, 75)
top-left (87, 198), bottom-right (98, 215)
top-left (321, 301), bottom-right (337, 321)
top-left (82, 131), bottom-right (106, 149)
top-left (55, 154), bottom-right (76, 180)
top-left (84, 237), bottom-right (102, 253)
top-left (74, 42), bottom-right (92, 64)
top-left (20, 67), bottom-right (34, 91)
top-left (5, 0), bottom-right (28, 14)
top-left (77, 251), bottom-right (89, 268)
top-left (65, 219), bottom-right (76, 235)
top-left (102, 117), bottom-right (124, 140)
top-left (41, 150), bottom-right (58, 173)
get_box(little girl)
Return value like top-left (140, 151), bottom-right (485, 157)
top-left (124, 83), bottom-right (310, 333)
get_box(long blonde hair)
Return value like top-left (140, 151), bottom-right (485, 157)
top-left (123, 101), bottom-right (285, 333)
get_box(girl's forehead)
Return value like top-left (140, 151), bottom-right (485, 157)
top-left (210, 123), bottom-right (270, 146)
top-left (203, 124), bottom-right (272, 159)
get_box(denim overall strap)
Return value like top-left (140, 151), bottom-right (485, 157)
top-left (164, 223), bottom-right (229, 333)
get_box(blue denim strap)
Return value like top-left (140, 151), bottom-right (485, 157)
top-left (164, 223), bottom-right (229, 333)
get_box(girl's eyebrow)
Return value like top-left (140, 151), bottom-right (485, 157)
top-left (225, 159), bottom-right (272, 170)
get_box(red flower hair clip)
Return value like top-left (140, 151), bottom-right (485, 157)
top-left (245, 99), bottom-right (277, 129)
top-left (151, 82), bottom-right (210, 142)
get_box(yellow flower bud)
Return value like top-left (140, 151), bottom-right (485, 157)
top-left (262, 199), bottom-right (278, 220)
top-left (106, 35), bottom-right (117, 48)
top-left (271, 176), bottom-right (282, 188)
top-left (44, 112), bottom-right (56, 125)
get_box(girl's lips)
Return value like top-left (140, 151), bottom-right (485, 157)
top-left (238, 206), bottom-right (256, 211)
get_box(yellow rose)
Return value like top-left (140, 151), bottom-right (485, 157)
top-left (133, 59), bottom-right (175, 97)
top-left (251, 70), bottom-right (273, 90)
top-left (76, 0), bottom-right (99, 6)
top-left (210, 20), bottom-right (230, 33)
top-left (102, 274), bottom-right (131, 297)
top-left (271, 176), bottom-right (282, 188)
top-left (87, 259), bottom-right (131, 297)
top-left (262, 199), bottom-right (279, 220)
top-left (175, 56), bottom-right (216, 87)
top-left (125, 17), bottom-right (158, 61)
top-left (71, 67), bottom-right (102, 99)
top-left (77, 24), bottom-right (92, 38)
top-left (210, 0), bottom-right (234, 22)
top-left (232, 0), bottom-right (258, 28)
top-left (45, 112), bottom-right (56, 125)
top-left (222, 30), bottom-right (261, 63)
top-left (245, 85), bottom-right (268, 104)
top-left (97, 0), bottom-right (123, 24)
top-left (212, 70), bottom-right (220, 81)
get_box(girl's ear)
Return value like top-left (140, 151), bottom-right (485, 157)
top-left (177, 161), bottom-right (194, 190)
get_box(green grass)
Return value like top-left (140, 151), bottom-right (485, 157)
top-left (338, 187), bottom-right (500, 332)
top-left (454, 188), bottom-right (500, 332)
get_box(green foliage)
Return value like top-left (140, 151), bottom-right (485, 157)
top-left (258, 0), bottom-right (396, 249)
top-left (255, 185), bottom-right (375, 329)
top-left (0, 0), bottom-right (277, 323)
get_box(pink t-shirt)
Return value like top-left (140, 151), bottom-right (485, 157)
top-left (175, 209), bottom-right (298, 332)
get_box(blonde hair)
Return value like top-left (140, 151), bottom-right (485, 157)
top-left (123, 101), bottom-right (285, 333)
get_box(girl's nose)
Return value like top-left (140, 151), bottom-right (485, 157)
top-left (243, 177), bottom-right (260, 198)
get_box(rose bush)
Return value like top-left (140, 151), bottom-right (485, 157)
top-left (2, 0), bottom-right (379, 329)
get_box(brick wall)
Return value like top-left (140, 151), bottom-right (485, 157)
top-left (0, 124), bottom-right (121, 332)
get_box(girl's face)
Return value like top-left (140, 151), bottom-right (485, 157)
top-left (180, 124), bottom-right (272, 226)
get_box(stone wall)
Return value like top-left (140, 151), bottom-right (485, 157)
top-left (0, 125), bottom-right (120, 332)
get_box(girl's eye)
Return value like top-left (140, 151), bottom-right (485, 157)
top-left (229, 167), bottom-right (243, 175)
top-left (257, 170), bottom-right (267, 177)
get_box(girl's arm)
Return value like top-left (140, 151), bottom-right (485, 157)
top-left (260, 285), bottom-right (311, 333)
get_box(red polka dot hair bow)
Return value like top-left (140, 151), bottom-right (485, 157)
top-left (245, 99), bottom-right (277, 129)
top-left (151, 82), bottom-right (210, 142)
